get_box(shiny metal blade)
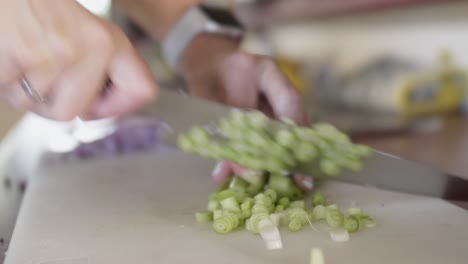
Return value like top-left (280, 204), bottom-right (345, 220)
top-left (143, 89), bottom-right (468, 201)
top-left (315, 151), bottom-right (468, 201)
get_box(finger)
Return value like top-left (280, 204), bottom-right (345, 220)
top-left (293, 174), bottom-right (314, 192)
top-left (220, 52), bottom-right (258, 109)
top-left (90, 26), bottom-right (158, 119)
top-left (4, 61), bottom-right (66, 112)
top-left (211, 160), bottom-right (233, 184)
top-left (45, 24), bottom-right (112, 121)
top-left (257, 59), bottom-right (309, 126)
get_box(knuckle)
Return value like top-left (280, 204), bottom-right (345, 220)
top-left (52, 37), bottom-right (77, 66)
top-left (51, 108), bottom-right (76, 122)
top-left (87, 24), bottom-right (115, 55)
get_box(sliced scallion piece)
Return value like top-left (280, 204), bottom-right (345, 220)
top-left (207, 200), bottom-right (221, 212)
top-left (195, 211), bottom-right (213, 223)
top-left (347, 207), bottom-right (363, 216)
top-left (213, 212), bottom-right (240, 234)
top-left (240, 199), bottom-right (254, 212)
top-left (275, 205), bottom-right (285, 213)
top-left (329, 228), bottom-right (350, 242)
top-left (344, 215), bottom-right (360, 233)
top-left (358, 215), bottom-right (377, 228)
top-left (278, 197), bottom-right (290, 208)
top-left (264, 189), bottom-right (278, 203)
top-left (289, 200), bottom-right (305, 209)
top-left (216, 189), bottom-right (235, 201)
top-left (312, 205), bottom-right (326, 220)
top-left (288, 217), bottom-right (305, 232)
top-left (213, 210), bottom-right (224, 220)
top-left (258, 218), bottom-right (283, 250)
top-left (325, 208), bottom-right (344, 228)
top-left (311, 192), bottom-right (327, 207)
top-left (221, 196), bottom-right (241, 212)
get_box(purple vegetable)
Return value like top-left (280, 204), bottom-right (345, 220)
top-left (47, 117), bottom-right (174, 163)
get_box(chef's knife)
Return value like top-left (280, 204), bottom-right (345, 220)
top-left (143, 89), bottom-right (468, 201)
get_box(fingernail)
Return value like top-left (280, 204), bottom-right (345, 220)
top-left (211, 162), bottom-right (223, 178)
top-left (302, 177), bottom-right (314, 190)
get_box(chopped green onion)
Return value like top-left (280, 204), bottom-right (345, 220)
top-left (213, 212), bottom-right (240, 234)
top-left (239, 210), bottom-right (252, 220)
top-left (358, 215), bottom-right (377, 228)
top-left (311, 192), bottom-right (327, 207)
top-left (347, 207), bottom-right (363, 216)
top-left (242, 170), bottom-right (266, 187)
top-left (221, 197), bottom-right (241, 212)
top-left (246, 213), bottom-right (270, 234)
top-left (268, 174), bottom-right (296, 199)
top-left (258, 218), bottom-right (283, 250)
top-left (182, 109), bottom-right (378, 241)
top-left (195, 211), bottom-right (213, 223)
top-left (275, 205), bottom-right (285, 213)
top-left (325, 208), bottom-right (344, 228)
top-left (288, 217), bottom-right (305, 232)
top-left (312, 205), bottom-right (326, 220)
top-left (278, 197), bottom-right (290, 208)
top-left (246, 184), bottom-right (263, 196)
top-left (207, 200), bottom-right (221, 211)
top-left (213, 210), bottom-right (224, 220)
top-left (240, 200), bottom-right (254, 212)
top-left (287, 208), bottom-right (308, 231)
top-left (269, 213), bottom-right (283, 227)
top-left (289, 200), bottom-right (305, 209)
top-left (216, 189), bottom-right (235, 201)
top-left (208, 192), bottom-right (218, 201)
top-left (329, 228), bottom-right (350, 242)
top-left (229, 177), bottom-right (249, 190)
top-left (344, 215), bottom-right (360, 233)
top-left (252, 205), bottom-right (270, 214)
top-left (254, 193), bottom-right (266, 200)
top-left (264, 189), bottom-right (278, 203)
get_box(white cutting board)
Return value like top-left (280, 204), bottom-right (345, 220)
top-left (5, 152), bottom-right (468, 264)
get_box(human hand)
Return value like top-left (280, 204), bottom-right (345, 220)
top-left (180, 34), bottom-right (310, 125)
top-left (180, 35), bottom-right (313, 192)
top-left (0, 0), bottom-right (158, 121)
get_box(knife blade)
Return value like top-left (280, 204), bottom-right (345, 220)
top-left (143, 89), bottom-right (468, 201)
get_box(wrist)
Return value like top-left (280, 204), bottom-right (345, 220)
top-left (113, 0), bottom-right (199, 41)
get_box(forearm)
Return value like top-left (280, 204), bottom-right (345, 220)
top-left (113, 0), bottom-right (200, 41)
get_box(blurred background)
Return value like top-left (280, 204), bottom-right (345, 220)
top-left (115, 0), bottom-right (468, 135)
top-left (1, 0), bottom-right (468, 261)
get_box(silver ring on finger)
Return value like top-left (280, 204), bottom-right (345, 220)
top-left (20, 77), bottom-right (47, 104)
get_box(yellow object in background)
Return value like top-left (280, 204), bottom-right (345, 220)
top-left (316, 51), bottom-right (468, 117)
top-left (399, 69), bottom-right (467, 117)
top-left (398, 52), bottom-right (467, 117)
top-left (276, 58), bottom-right (307, 95)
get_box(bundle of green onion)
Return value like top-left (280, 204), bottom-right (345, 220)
top-left (177, 109), bottom-right (373, 177)
top-left (178, 109), bottom-right (376, 248)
